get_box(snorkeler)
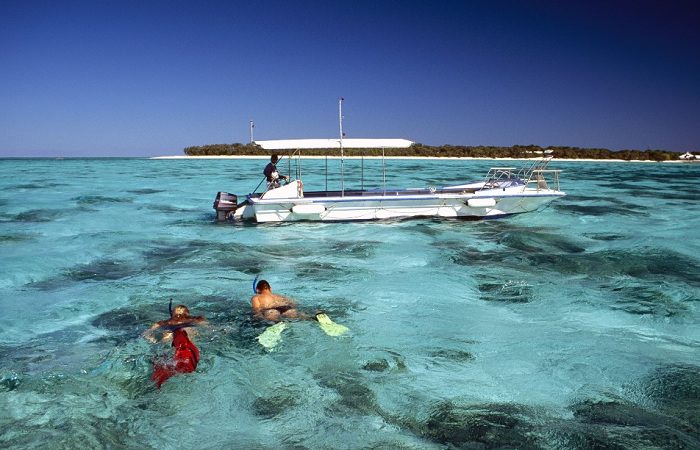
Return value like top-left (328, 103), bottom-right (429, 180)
top-left (144, 303), bottom-right (206, 388)
top-left (151, 328), bottom-right (200, 389)
top-left (251, 279), bottom-right (300, 322)
top-left (143, 303), bottom-right (207, 343)
top-left (251, 280), bottom-right (349, 350)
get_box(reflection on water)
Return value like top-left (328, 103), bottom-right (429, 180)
top-left (0, 158), bottom-right (698, 448)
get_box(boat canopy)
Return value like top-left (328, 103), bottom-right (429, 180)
top-left (254, 138), bottom-right (414, 150)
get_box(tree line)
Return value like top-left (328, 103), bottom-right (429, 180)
top-left (183, 142), bottom-right (685, 161)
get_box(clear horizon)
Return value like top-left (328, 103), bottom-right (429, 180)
top-left (2, 0), bottom-right (699, 157)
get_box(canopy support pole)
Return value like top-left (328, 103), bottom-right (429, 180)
top-left (382, 147), bottom-right (386, 193)
top-left (339, 97), bottom-right (344, 197)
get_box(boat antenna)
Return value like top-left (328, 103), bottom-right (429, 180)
top-left (339, 97), bottom-right (344, 197)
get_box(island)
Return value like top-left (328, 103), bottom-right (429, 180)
top-left (183, 143), bottom-right (691, 162)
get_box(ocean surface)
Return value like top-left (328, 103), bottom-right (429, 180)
top-left (1, 157), bottom-right (698, 449)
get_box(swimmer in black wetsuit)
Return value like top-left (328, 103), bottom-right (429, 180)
top-left (251, 279), bottom-right (350, 343)
top-left (251, 280), bottom-right (300, 322)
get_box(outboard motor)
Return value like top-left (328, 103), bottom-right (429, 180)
top-left (213, 192), bottom-right (238, 221)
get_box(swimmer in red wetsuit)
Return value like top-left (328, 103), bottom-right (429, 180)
top-left (151, 328), bottom-right (200, 389)
top-left (143, 304), bottom-right (206, 388)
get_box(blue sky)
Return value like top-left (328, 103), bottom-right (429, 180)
top-left (1, 0), bottom-right (699, 157)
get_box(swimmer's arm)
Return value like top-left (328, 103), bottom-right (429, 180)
top-left (251, 295), bottom-right (265, 319)
top-left (142, 321), bottom-right (163, 343)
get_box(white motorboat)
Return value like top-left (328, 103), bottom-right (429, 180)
top-left (213, 138), bottom-right (565, 223)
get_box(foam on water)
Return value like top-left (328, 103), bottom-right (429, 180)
top-left (1, 157), bottom-right (699, 448)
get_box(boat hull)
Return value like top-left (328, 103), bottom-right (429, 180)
top-left (238, 188), bottom-right (563, 223)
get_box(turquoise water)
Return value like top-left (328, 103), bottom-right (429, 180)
top-left (1, 157), bottom-right (698, 449)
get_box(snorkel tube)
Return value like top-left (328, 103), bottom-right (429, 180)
top-left (253, 275), bottom-right (259, 294)
top-left (168, 298), bottom-right (173, 317)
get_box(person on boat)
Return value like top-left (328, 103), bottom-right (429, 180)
top-left (263, 155), bottom-right (287, 188)
top-left (144, 304), bottom-right (206, 388)
top-left (251, 279), bottom-right (301, 322)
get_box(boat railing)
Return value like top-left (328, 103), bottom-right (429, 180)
top-left (480, 157), bottom-right (561, 192)
top-left (520, 156), bottom-right (552, 180)
top-left (480, 167), bottom-right (519, 189)
top-left (525, 169), bottom-right (562, 191)
top-left (520, 157), bottom-right (562, 191)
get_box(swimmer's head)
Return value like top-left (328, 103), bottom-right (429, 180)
top-left (172, 305), bottom-right (190, 319)
top-left (256, 279), bottom-right (271, 294)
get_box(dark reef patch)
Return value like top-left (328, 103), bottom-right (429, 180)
top-left (316, 371), bottom-right (380, 415)
top-left (495, 230), bottom-right (587, 254)
top-left (255, 242), bottom-right (314, 260)
top-left (582, 232), bottom-right (627, 241)
top-left (294, 261), bottom-right (344, 280)
top-left (0, 404), bottom-right (140, 449)
top-left (601, 282), bottom-right (691, 317)
top-left (619, 189), bottom-right (700, 202)
top-left (252, 389), bottom-right (299, 419)
top-left (7, 183), bottom-right (65, 190)
top-left (448, 245), bottom-right (519, 267)
top-left (65, 259), bottom-right (139, 282)
top-left (553, 202), bottom-right (647, 217)
top-left (0, 233), bottom-right (36, 244)
top-left (142, 204), bottom-right (197, 213)
top-left (359, 349), bottom-right (407, 373)
top-left (409, 401), bottom-right (540, 449)
top-left (0, 372), bottom-right (21, 392)
top-left (477, 278), bottom-right (534, 303)
top-left (568, 395), bottom-right (699, 448)
top-left (90, 308), bottom-right (151, 346)
top-left (91, 307), bottom-right (152, 333)
top-left (126, 188), bottom-right (164, 195)
top-left (525, 247), bottom-right (700, 285)
top-left (327, 241), bottom-right (379, 259)
top-left (30, 258), bottom-right (141, 290)
top-left (641, 364), bottom-right (700, 432)
top-left (142, 240), bottom-right (208, 262)
top-left (427, 348), bottom-right (475, 362)
top-left (72, 195), bottom-right (134, 205)
top-left (405, 221), bottom-right (444, 237)
top-left (361, 359), bottom-right (390, 372)
top-left (11, 209), bottom-right (65, 223)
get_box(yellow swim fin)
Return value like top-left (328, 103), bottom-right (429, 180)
top-left (257, 322), bottom-right (287, 350)
top-left (315, 313), bottom-right (349, 337)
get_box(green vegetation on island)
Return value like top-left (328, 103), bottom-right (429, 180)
top-left (183, 142), bottom-right (685, 161)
